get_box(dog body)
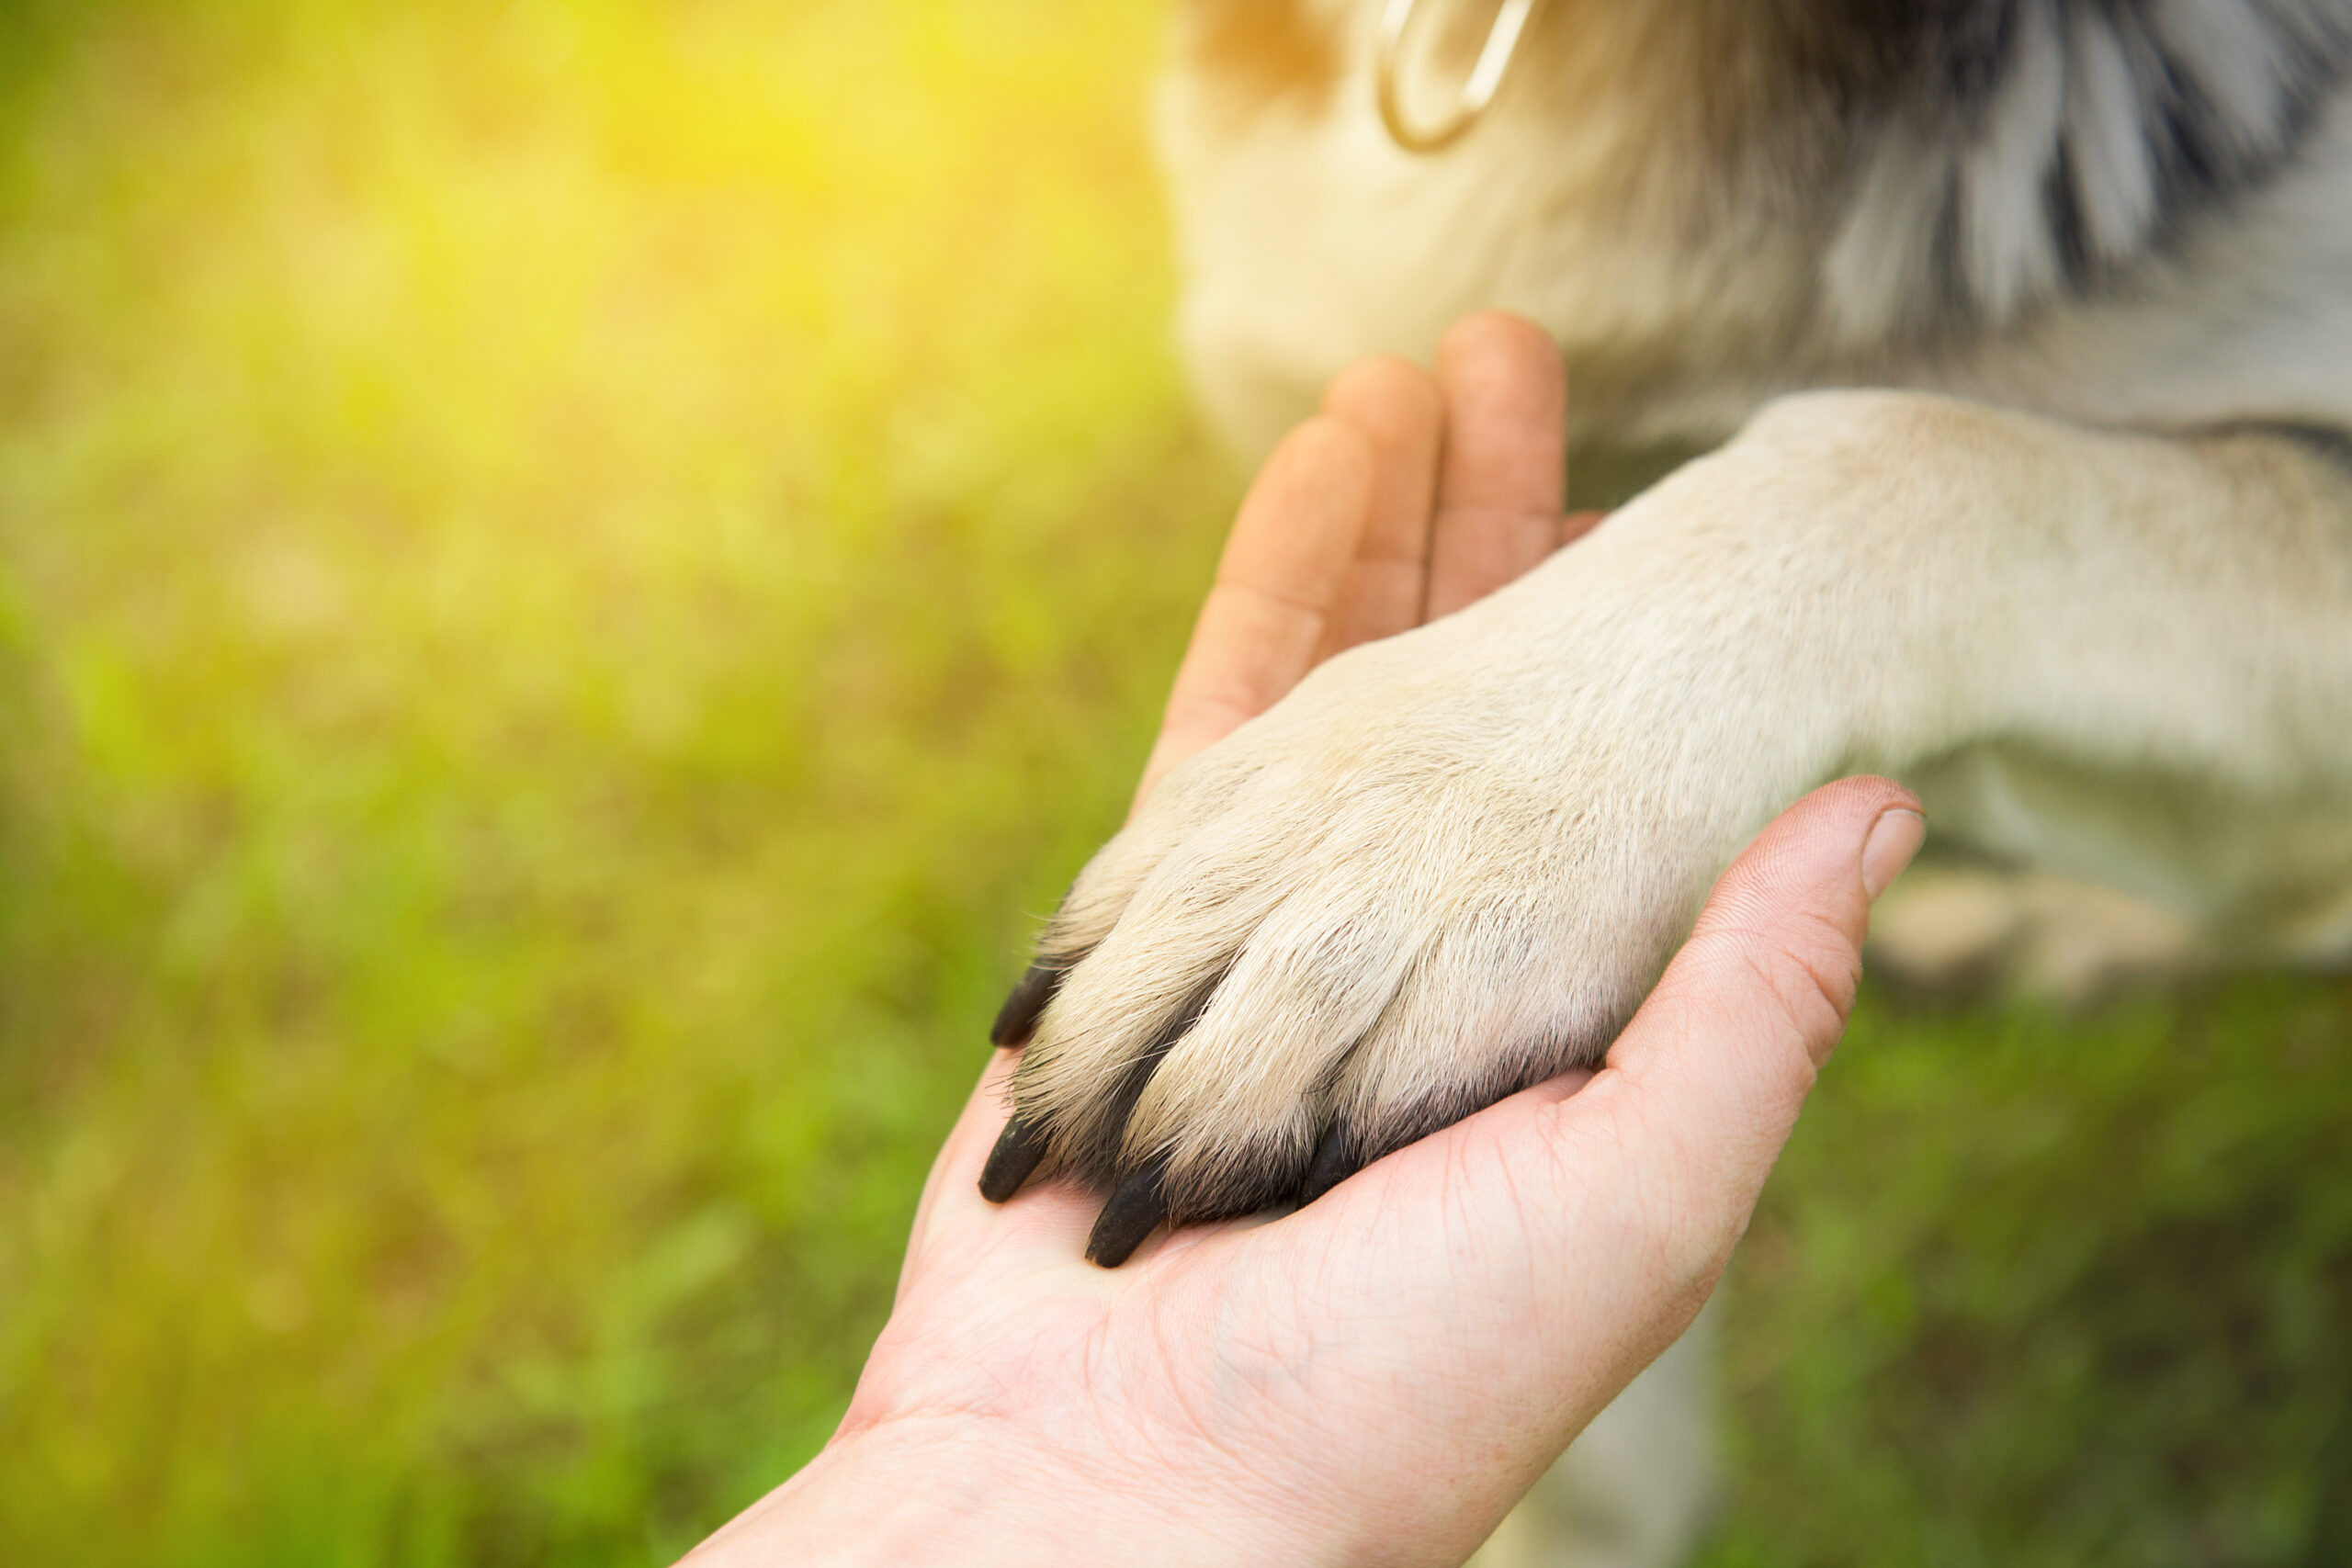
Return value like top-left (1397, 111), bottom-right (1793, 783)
top-left (999, 5), bottom-right (2352, 1560)
top-left (1164, 0), bottom-right (2352, 457)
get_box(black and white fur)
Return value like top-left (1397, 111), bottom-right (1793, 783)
top-left (986, 5), bottom-right (2352, 1558)
top-left (1166, 0), bottom-right (2352, 450)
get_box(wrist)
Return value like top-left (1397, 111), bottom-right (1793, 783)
top-left (698, 1416), bottom-right (1014, 1568)
top-left (683, 1411), bottom-right (1313, 1568)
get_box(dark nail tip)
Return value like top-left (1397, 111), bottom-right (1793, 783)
top-left (1296, 1120), bottom-right (1356, 1207)
top-left (989, 959), bottom-right (1067, 1047)
top-left (978, 1116), bottom-right (1049, 1203)
top-left (1084, 1168), bottom-right (1170, 1268)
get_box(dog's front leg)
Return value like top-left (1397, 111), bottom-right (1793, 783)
top-left (1730, 396), bottom-right (2352, 964)
top-left (989, 389), bottom-right (2352, 1249)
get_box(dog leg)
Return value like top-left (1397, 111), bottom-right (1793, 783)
top-left (989, 391), bottom-right (2352, 1251)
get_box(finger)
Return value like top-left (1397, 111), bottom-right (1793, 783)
top-left (1622, 775), bottom-right (1925, 1077)
top-left (1562, 778), bottom-right (1927, 1281)
top-left (1134, 415), bottom-right (1374, 806)
top-left (1197, 783), bottom-right (1921, 1515)
top-left (1261, 782), bottom-right (1924, 1390)
top-left (1302, 782), bottom-right (1923, 1287)
top-left (1427, 311), bottom-right (1567, 618)
top-left (1317, 356), bottom-right (1443, 655)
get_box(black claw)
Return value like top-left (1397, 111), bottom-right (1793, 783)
top-left (990, 959), bottom-right (1069, 1047)
top-left (1296, 1117), bottom-right (1358, 1206)
top-left (978, 1115), bottom-right (1049, 1203)
top-left (1084, 974), bottom-right (1223, 1161)
top-left (1085, 1168), bottom-right (1170, 1267)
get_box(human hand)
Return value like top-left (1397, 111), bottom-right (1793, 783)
top-left (1133, 312), bottom-right (1601, 805)
top-left (681, 314), bottom-right (1924, 1567)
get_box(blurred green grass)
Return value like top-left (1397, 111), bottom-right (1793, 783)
top-left (0, 2), bottom-right (2344, 1563)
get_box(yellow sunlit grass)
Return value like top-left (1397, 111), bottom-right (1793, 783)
top-left (5, 4), bottom-right (2349, 1563)
top-left (0, 1), bottom-right (1231, 1558)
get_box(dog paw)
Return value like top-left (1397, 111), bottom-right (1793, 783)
top-left (980, 593), bottom-right (1771, 1263)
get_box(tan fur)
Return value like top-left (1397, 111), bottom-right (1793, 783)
top-left (1159, 10), bottom-right (2352, 454)
top-left (1014, 393), bottom-right (2352, 1206)
top-left (1011, 3), bottom-right (2352, 1561)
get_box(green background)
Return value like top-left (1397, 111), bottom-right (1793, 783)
top-left (0, 2), bottom-right (2345, 1562)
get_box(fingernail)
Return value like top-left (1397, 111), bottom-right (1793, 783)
top-left (1861, 807), bottom-right (1927, 901)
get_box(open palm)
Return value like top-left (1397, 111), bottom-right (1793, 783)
top-left (684, 316), bottom-right (1922, 1568)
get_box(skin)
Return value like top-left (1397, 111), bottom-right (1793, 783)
top-left (1138, 313), bottom-right (1596, 803)
top-left (681, 314), bottom-right (1924, 1568)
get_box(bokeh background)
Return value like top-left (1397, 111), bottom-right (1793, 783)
top-left (0, 2), bottom-right (2346, 1563)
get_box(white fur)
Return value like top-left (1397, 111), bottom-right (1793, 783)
top-left (2064, 7), bottom-right (2162, 263)
top-left (1159, 14), bottom-right (2352, 452)
top-left (1023, 391), bottom-right (2352, 1191)
top-left (1039, 5), bottom-right (2352, 1562)
top-left (1963, 3), bottom-right (2067, 320)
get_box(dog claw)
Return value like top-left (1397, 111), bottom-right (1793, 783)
top-left (1295, 1118), bottom-right (1358, 1206)
top-left (978, 1115), bottom-right (1049, 1202)
top-left (1085, 1168), bottom-right (1170, 1267)
top-left (990, 959), bottom-right (1069, 1047)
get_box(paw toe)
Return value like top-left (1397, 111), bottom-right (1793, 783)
top-left (1085, 1165), bottom-right (1171, 1267)
top-left (978, 1114), bottom-right (1050, 1202)
top-left (989, 959), bottom-right (1071, 1048)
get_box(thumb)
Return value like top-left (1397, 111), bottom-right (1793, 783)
top-left (1573, 776), bottom-right (1925, 1280)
